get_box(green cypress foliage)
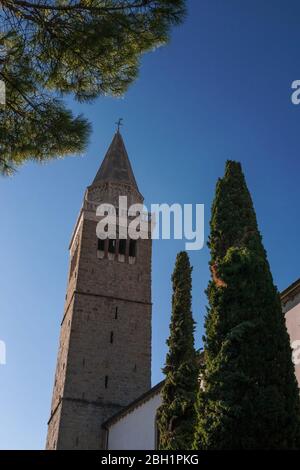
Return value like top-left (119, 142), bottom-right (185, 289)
top-left (194, 161), bottom-right (300, 449)
top-left (157, 251), bottom-right (198, 450)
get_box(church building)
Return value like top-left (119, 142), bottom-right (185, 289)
top-left (101, 278), bottom-right (300, 450)
top-left (46, 131), bottom-right (300, 450)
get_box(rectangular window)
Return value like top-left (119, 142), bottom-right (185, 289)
top-left (98, 239), bottom-right (105, 251)
top-left (108, 239), bottom-right (116, 254)
top-left (129, 240), bottom-right (136, 257)
top-left (118, 239), bottom-right (126, 255)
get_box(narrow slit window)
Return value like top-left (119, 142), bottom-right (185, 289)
top-left (98, 238), bottom-right (105, 251)
top-left (105, 375), bottom-right (108, 389)
top-left (110, 331), bottom-right (114, 344)
top-left (108, 239), bottom-right (116, 254)
top-left (118, 239), bottom-right (126, 256)
top-left (115, 307), bottom-right (118, 319)
top-left (129, 240), bottom-right (136, 257)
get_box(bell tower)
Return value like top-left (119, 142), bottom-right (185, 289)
top-left (46, 131), bottom-right (152, 450)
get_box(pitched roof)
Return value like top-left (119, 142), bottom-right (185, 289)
top-left (102, 381), bottom-right (164, 429)
top-left (281, 278), bottom-right (300, 303)
top-left (92, 131), bottom-right (139, 191)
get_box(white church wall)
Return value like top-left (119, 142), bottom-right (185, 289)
top-left (285, 300), bottom-right (300, 388)
top-left (107, 392), bottom-right (162, 450)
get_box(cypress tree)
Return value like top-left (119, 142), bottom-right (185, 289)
top-left (194, 161), bottom-right (300, 449)
top-left (157, 251), bottom-right (198, 450)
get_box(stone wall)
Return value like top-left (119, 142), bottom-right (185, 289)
top-left (46, 187), bottom-right (152, 450)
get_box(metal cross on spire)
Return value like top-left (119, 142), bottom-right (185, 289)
top-left (115, 118), bottom-right (123, 132)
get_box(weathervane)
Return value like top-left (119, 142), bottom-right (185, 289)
top-left (115, 118), bottom-right (123, 132)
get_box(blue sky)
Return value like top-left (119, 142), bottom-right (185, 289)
top-left (1, 0), bottom-right (300, 449)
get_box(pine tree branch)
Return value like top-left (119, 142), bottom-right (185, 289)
top-left (1, 0), bottom-right (153, 13)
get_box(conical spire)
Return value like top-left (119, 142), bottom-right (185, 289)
top-left (92, 131), bottom-right (139, 191)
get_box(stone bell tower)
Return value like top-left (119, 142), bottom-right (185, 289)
top-left (46, 131), bottom-right (152, 450)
